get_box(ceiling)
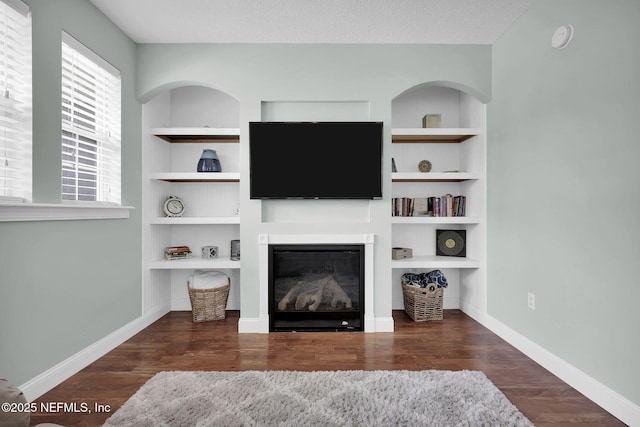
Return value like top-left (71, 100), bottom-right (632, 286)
top-left (88, 0), bottom-right (535, 44)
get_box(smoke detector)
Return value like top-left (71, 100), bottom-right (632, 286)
top-left (551, 25), bottom-right (574, 49)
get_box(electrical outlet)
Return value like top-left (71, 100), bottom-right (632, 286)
top-left (527, 293), bottom-right (536, 310)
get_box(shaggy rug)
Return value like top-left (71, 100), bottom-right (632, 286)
top-left (103, 370), bottom-right (533, 426)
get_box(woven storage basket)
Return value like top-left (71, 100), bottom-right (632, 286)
top-left (187, 279), bottom-right (230, 322)
top-left (401, 282), bottom-right (444, 321)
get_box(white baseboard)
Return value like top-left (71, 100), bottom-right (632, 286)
top-left (237, 316), bottom-right (269, 333)
top-left (373, 316), bottom-right (394, 332)
top-left (482, 314), bottom-right (640, 427)
top-left (19, 305), bottom-right (170, 402)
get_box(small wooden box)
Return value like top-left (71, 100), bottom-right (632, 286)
top-left (392, 247), bottom-right (413, 260)
top-left (422, 114), bottom-right (442, 128)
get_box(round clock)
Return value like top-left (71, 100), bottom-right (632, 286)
top-left (163, 196), bottom-right (185, 217)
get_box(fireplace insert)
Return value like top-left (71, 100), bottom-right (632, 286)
top-left (268, 244), bottom-right (364, 331)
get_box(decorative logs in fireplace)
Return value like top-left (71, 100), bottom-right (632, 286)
top-left (277, 275), bottom-right (352, 312)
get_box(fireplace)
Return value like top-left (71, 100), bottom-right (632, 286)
top-left (243, 234), bottom-right (385, 334)
top-left (269, 244), bottom-right (364, 331)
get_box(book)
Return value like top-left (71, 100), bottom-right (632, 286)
top-left (413, 198), bottom-right (429, 216)
top-left (392, 196), bottom-right (466, 217)
top-left (164, 245), bottom-right (192, 260)
top-left (165, 245), bottom-right (191, 253)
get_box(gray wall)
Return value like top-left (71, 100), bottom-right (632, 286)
top-left (488, 0), bottom-right (640, 406)
top-left (0, 0), bottom-right (141, 385)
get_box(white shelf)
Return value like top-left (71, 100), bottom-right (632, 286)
top-left (392, 128), bottom-right (481, 143)
top-left (151, 127), bottom-right (240, 142)
top-left (391, 216), bottom-right (480, 224)
top-left (150, 172), bottom-right (240, 182)
top-left (391, 255), bottom-right (480, 269)
top-left (149, 256), bottom-right (240, 270)
top-left (392, 172), bottom-right (479, 182)
top-left (149, 216), bottom-right (240, 225)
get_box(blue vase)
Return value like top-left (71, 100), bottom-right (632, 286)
top-left (197, 149), bottom-right (222, 172)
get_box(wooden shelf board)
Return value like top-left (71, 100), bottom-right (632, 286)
top-left (151, 127), bottom-right (240, 143)
top-left (392, 128), bottom-right (481, 143)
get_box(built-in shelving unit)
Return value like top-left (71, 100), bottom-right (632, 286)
top-left (142, 87), bottom-right (241, 313)
top-left (390, 85), bottom-right (486, 314)
top-left (139, 84), bottom-right (485, 320)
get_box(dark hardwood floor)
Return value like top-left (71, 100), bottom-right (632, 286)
top-left (30, 310), bottom-right (625, 426)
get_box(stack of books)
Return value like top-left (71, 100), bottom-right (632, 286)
top-left (165, 246), bottom-right (192, 260)
top-left (392, 195), bottom-right (466, 217)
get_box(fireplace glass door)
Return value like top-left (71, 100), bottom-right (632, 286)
top-left (269, 244), bottom-right (364, 331)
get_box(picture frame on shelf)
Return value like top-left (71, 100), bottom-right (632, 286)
top-left (436, 229), bottom-right (466, 257)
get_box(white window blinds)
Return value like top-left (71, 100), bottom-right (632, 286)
top-left (61, 32), bottom-right (121, 204)
top-left (0, 0), bottom-right (31, 202)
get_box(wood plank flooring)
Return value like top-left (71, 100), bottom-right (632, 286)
top-left (30, 310), bottom-right (625, 426)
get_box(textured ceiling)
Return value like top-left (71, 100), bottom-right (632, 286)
top-left (89, 0), bottom-right (535, 44)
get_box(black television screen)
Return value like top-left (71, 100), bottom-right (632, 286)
top-left (249, 121), bottom-right (383, 199)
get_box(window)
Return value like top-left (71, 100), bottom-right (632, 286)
top-left (61, 32), bottom-right (121, 204)
top-left (0, 0), bottom-right (31, 203)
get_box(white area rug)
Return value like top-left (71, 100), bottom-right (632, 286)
top-left (104, 370), bottom-right (533, 426)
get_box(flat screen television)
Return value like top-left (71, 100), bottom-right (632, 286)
top-left (249, 121), bottom-right (383, 199)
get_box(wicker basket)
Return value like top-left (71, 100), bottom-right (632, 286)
top-left (401, 283), bottom-right (444, 321)
top-left (187, 279), bottom-right (230, 322)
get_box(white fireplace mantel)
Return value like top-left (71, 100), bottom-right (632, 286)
top-left (238, 234), bottom-right (393, 333)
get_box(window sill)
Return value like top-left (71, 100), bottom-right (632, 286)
top-left (0, 203), bottom-right (134, 222)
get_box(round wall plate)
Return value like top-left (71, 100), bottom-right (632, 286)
top-left (418, 160), bottom-right (432, 172)
top-left (552, 25), bottom-right (574, 49)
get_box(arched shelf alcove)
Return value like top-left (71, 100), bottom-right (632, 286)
top-left (142, 84), bottom-right (242, 318)
top-left (139, 80), bottom-right (241, 106)
top-left (393, 81), bottom-right (489, 106)
top-left (389, 81), bottom-right (487, 319)
top-left (144, 84), bottom-right (240, 129)
top-left (392, 82), bottom-right (485, 130)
